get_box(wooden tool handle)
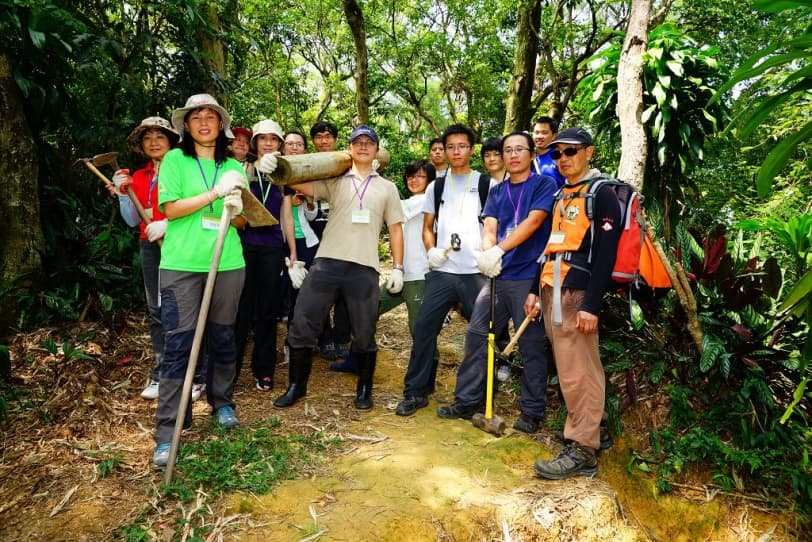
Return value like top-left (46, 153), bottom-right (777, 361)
top-left (500, 313), bottom-right (535, 357)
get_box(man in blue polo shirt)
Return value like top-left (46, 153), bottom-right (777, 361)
top-left (438, 131), bottom-right (557, 430)
top-left (532, 116), bottom-right (565, 189)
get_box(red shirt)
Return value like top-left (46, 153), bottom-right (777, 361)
top-left (131, 161), bottom-right (166, 239)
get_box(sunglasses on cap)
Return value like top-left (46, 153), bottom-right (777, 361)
top-left (550, 146), bottom-right (583, 160)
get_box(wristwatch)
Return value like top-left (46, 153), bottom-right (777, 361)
top-left (393, 263), bottom-right (404, 271)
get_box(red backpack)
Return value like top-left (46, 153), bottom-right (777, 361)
top-left (575, 176), bottom-right (671, 291)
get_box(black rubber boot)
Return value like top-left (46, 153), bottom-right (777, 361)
top-left (273, 346), bottom-right (312, 408)
top-left (354, 351), bottom-right (377, 410)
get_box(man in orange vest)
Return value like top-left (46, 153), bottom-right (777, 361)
top-left (527, 127), bottom-right (621, 480)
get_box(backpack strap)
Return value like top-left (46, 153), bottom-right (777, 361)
top-left (477, 173), bottom-right (491, 210)
top-left (433, 176), bottom-right (446, 218)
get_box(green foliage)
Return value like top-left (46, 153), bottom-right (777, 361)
top-left (164, 419), bottom-right (338, 497)
top-left (711, 1), bottom-right (812, 197)
top-left (577, 23), bottom-right (729, 236)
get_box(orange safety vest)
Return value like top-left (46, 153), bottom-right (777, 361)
top-left (541, 181), bottom-right (592, 288)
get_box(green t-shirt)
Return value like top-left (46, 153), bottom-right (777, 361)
top-left (158, 148), bottom-right (247, 272)
top-left (292, 204), bottom-right (304, 239)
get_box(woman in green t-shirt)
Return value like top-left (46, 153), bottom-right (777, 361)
top-left (151, 94), bottom-right (248, 468)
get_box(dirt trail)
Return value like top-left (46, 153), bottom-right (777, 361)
top-left (0, 307), bottom-right (791, 541)
top-left (227, 309), bottom-right (786, 541)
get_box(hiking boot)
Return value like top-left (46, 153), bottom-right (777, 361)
top-left (255, 376), bottom-right (273, 392)
top-left (215, 405), bottom-right (239, 428)
top-left (191, 383), bottom-right (205, 402)
top-left (395, 395), bottom-right (429, 416)
top-left (141, 379), bottom-right (159, 400)
top-left (513, 413), bottom-right (542, 434)
top-left (152, 442), bottom-right (171, 468)
top-left (534, 442), bottom-right (598, 480)
top-left (437, 401), bottom-right (481, 420)
top-left (554, 423), bottom-right (613, 450)
top-left (320, 342), bottom-right (338, 361)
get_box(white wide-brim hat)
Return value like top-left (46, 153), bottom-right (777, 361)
top-left (171, 93), bottom-right (233, 141)
top-left (250, 119), bottom-right (285, 146)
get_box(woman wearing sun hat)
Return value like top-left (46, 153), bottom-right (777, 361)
top-left (150, 93), bottom-right (248, 467)
top-left (232, 118), bottom-right (295, 393)
top-left (108, 116), bottom-right (204, 402)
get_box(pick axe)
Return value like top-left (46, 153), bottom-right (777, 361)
top-left (164, 186), bottom-right (275, 484)
top-left (76, 152), bottom-right (155, 227)
top-left (493, 302), bottom-right (540, 366)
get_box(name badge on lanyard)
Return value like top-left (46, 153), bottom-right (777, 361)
top-left (202, 213), bottom-right (221, 230)
top-left (548, 231), bottom-right (566, 244)
top-left (352, 208), bottom-right (371, 223)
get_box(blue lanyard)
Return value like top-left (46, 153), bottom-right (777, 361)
top-left (195, 158), bottom-right (221, 212)
top-left (350, 172), bottom-right (373, 209)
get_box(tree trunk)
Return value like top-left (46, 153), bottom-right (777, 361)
top-left (196, 2), bottom-right (228, 103)
top-left (616, 0), bottom-right (649, 189)
top-left (342, 0), bottom-right (369, 124)
top-left (504, 0), bottom-right (541, 132)
top-left (0, 46), bottom-right (45, 333)
top-left (616, 0), bottom-right (703, 354)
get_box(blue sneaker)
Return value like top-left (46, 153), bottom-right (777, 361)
top-left (153, 442), bottom-right (171, 467)
top-left (216, 405), bottom-right (239, 428)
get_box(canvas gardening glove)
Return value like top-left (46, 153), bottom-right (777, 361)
top-left (223, 189), bottom-right (243, 220)
top-left (145, 219), bottom-right (167, 242)
top-left (427, 247), bottom-right (448, 269)
top-left (286, 257), bottom-right (308, 289)
top-left (112, 169), bottom-right (133, 197)
top-left (213, 170), bottom-right (245, 198)
top-left (386, 268), bottom-right (404, 294)
top-left (476, 246), bottom-right (504, 278)
top-left (258, 152), bottom-right (281, 174)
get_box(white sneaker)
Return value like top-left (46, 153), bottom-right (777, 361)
top-left (497, 364), bottom-right (511, 382)
top-left (141, 380), bottom-right (159, 400)
top-left (191, 383), bottom-right (206, 402)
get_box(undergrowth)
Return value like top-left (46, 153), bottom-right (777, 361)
top-left (116, 419), bottom-right (342, 540)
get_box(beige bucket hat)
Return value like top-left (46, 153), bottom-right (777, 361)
top-left (127, 116), bottom-right (180, 155)
top-left (171, 93), bottom-right (234, 141)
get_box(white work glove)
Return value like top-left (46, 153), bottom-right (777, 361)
top-left (257, 151), bottom-right (280, 174)
top-left (427, 247), bottom-right (448, 269)
top-left (223, 188), bottom-right (243, 220)
top-left (286, 258), bottom-right (308, 289)
top-left (476, 246), bottom-right (505, 278)
top-left (145, 219), bottom-right (167, 242)
top-left (112, 169), bottom-right (132, 196)
top-left (387, 268), bottom-right (404, 294)
top-left (372, 158), bottom-right (380, 173)
top-left (212, 170), bottom-right (245, 198)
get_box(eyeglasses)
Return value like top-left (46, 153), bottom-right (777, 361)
top-left (445, 144), bottom-right (471, 152)
top-left (351, 138), bottom-right (376, 147)
top-left (550, 146), bottom-right (582, 160)
top-left (502, 146), bottom-right (530, 156)
top-left (285, 141), bottom-right (305, 148)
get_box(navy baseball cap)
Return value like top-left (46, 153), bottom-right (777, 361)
top-left (349, 124), bottom-right (379, 144)
top-left (547, 127), bottom-right (593, 147)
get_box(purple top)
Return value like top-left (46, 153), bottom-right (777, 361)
top-left (238, 170), bottom-right (289, 248)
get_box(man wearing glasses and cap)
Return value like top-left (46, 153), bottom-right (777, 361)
top-left (257, 124), bottom-right (405, 411)
top-left (526, 127), bottom-right (621, 480)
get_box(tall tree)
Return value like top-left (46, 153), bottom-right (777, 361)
top-left (342, 0), bottom-right (370, 124)
top-left (504, 0), bottom-right (541, 132)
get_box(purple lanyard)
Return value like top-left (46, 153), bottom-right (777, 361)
top-left (195, 158), bottom-right (221, 212)
top-left (351, 172), bottom-right (373, 209)
top-left (146, 171), bottom-right (158, 208)
top-left (506, 180), bottom-right (527, 228)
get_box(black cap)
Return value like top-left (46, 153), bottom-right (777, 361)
top-left (547, 127), bottom-right (593, 147)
